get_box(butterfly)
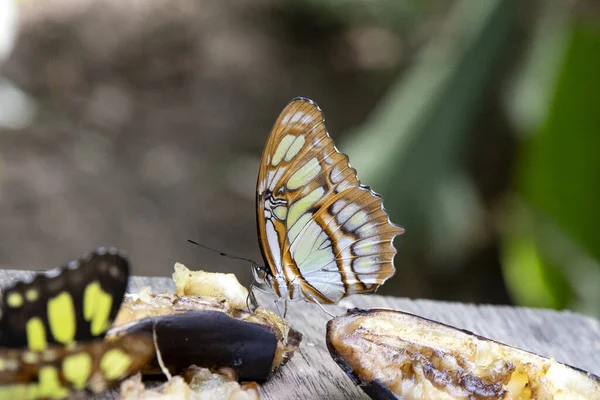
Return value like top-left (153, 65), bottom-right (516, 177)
top-left (252, 97), bottom-right (404, 309)
top-left (0, 248), bottom-right (154, 399)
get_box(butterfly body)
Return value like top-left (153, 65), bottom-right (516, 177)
top-left (255, 97), bottom-right (404, 305)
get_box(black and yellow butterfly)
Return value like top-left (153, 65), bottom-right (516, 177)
top-left (0, 248), bottom-right (154, 399)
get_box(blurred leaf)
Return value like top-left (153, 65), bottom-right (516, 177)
top-left (503, 0), bottom-right (570, 136)
top-left (501, 202), bottom-right (573, 309)
top-left (341, 0), bottom-right (519, 269)
top-left (504, 17), bottom-right (600, 315)
top-left (520, 23), bottom-right (600, 263)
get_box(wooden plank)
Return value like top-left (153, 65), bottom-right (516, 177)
top-left (1, 270), bottom-right (599, 399)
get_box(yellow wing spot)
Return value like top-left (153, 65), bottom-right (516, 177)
top-left (100, 348), bottom-right (132, 380)
top-left (6, 292), bottom-right (23, 308)
top-left (287, 187), bottom-right (324, 228)
top-left (272, 206), bottom-right (288, 221)
top-left (26, 317), bottom-right (47, 350)
top-left (25, 289), bottom-right (39, 302)
top-left (287, 158), bottom-right (321, 190)
top-left (0, 358), bottom-right (4, 371)
top-left (38, 366), bottom-right (69, 399)
top-left (63, 352), bottom-right (92, 389)
top-left (0, 384), bottom-right (40, 399)
top-left (83, 281), bottom-right (114, 336)
top-left (284, 135), bottom-right (306, 162)
top-left (271, 134), bottom-right (296, 166)
top-left (47, 292), bottom-right (76, 344)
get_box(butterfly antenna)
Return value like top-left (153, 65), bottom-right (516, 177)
top-left (187, 239), bottom-right (259, 266)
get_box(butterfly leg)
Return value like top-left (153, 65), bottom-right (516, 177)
top-left (246, 281), bottom-right (259, 313)
top-left (307, 294), bottom-right (335, 318)
top-left (274, 298), bottom-right (289, 344)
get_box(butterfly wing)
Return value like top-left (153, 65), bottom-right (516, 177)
top-left (0, 247), bottom-right (129, 349)
top-left (0, 333), bottom-right (154, 395)
top-left (256, 97), bottom-right (404, 303)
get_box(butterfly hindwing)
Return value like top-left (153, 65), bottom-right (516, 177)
top-left (0, 248), bottom-right (129, 349)
top-left (257, 98), bottom-right (404, 303)
top-left (0, 333), bottom-right (154, 398)
top-left (290, 186), bottom-right (401, 303)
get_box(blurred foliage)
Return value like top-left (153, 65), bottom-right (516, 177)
top-left (341, 0), bottom-right (518, 300)
top-left (2, 0), bottom-right (599, 315)
top-left (520, 25), bottom-right (600, 263)
top-left (506, 14), bottom-right (600, 316)
top-left (322, 0), bottom-right (600, 315)
top-left (282, 0), bottom-right (438, 35)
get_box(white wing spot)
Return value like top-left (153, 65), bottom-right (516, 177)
top-left (266, 220), bottom-right (282, 274)
top-left (266, 167), bottom-right (286, 191)
top-left (290, 111), bottom-right (303, 123)
top-left (330, 165), bottom-right (342, 183)
top-left (0, 359), bottom-right (19, 371)
top-left (357, 223), bottom-right (376, 238)
top-left (301, 114), bottom-right (312, 124)
top-left (345, 210), bottom-right (368, 232)
top-left (303, 271), bottom-right (345, 303)
top-left (331, 200), bottom-right (346, 215)
top-left (353, 238), bottom-right (379, 256)
top-left (322, 148), bottom-right (335, 164)
top-left (336, 180), bottom-right (352, 193)
top-left (300, 242), bottom-right (335, 273)
top-left (336, 203), bottom-right (359, 225)
top-left (352, 256), bottom-right (381, 274)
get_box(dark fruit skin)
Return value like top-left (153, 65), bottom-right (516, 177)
top-left (122, 310), bottom-right (279, 382)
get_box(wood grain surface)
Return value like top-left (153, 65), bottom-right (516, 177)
top-left (1, 269), bottom-right (599, 399)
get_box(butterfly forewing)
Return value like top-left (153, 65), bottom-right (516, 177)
top-left (257, 97), bottom-right (404, 303)
top-left (0, 248), bottom-right (129, 349)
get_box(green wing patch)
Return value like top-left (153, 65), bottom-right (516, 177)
top-left (0, 248), bottom-right (129, 349)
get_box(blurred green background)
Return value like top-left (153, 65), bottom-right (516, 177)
top-left (0, 0), bottom-right (598, 317)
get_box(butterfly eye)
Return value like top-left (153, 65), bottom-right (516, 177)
top-left (251, 264), bottom-right (268, 284)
